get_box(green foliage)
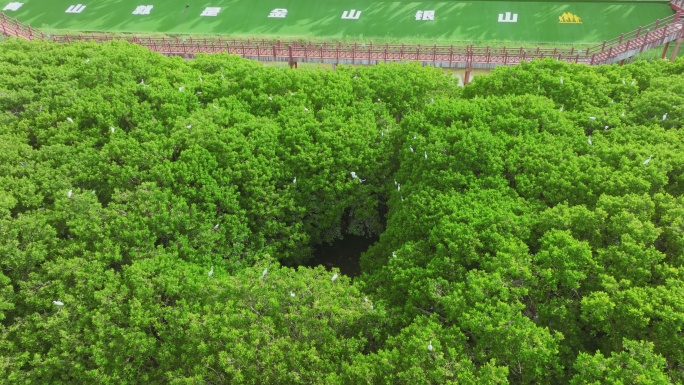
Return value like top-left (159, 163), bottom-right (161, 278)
top-left (1, 41), bottom-right (684, 384)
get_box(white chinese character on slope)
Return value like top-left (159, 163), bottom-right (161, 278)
top-left (341, 9), bottom-right (361, 19)
top-left (65, 4), bottom-right (86, 13)
top-left (268, 8), bottom-right (287, 18)
top-left (2, 2), bottom-right (24, 11)
top-left (132, 5), bottom-right (153, 15)
top-left (498, 12), bottom-right (518, 23)
top-left (200, 7), bottom-right (221, 16)
top-left (415, 10), bottom-right (434, 21)
top-left (64, 4), bottom-right (85, 13)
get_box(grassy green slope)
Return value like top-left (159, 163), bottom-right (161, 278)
top-left (4, 0), bottom-right (674, 43)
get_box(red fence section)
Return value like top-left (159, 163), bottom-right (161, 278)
top-left (2, 7), bottom-right (684, 69)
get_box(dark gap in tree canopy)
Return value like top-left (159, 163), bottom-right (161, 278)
top-left (303, 234), bottom-right (379, 278)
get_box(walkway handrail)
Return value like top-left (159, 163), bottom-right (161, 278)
top-left (586, 12), bottom-right (681, 57)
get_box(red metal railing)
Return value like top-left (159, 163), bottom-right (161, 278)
top-left (2, 6), bottom-right (684, 68)
top-left (586, 12), bottom-right (683, 64)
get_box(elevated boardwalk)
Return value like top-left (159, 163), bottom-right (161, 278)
top-left (2, 2), bottom-right (684, 80)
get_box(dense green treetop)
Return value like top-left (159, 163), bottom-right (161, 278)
top-left (1, 39), bottom-right (683, 384)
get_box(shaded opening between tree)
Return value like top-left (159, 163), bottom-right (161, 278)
top-left (304, 234), bottom-right (378, 278)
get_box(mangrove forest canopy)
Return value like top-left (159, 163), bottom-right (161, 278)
top-left (1, 40), bottom-right (684, 384)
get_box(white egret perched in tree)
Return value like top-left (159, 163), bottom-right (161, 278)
top-left (410, 145), bottom-right (414, 153)
top-left (110, 126), bottom-right (115, 133)
top-left (85, 59), bottom-right (90, 64)
top-left (604, 126), bottom-right (609, 130)
top-left (304, 107), bottom-right (308, 112)
top-left (622, 78), bottom-right (626, 85)
top-left (199, 76), bottom-right (203, 82)
top-left (397, 184), bottom-right (401, 192)
top-left (428, 341), bottom-right (433, 351)
top-left (394, 179), bottom-right (397, 186)
top-left (140, 79), bottom-right (145, 85)
top-left (292, 177), bottom-right (297, 184)
top-left (392, 252), bottom-right (397, 258)
top-left (196, 91), bottom-right (202, 95)
top-left (208, 266), bottom-right (214, 277)
top-left (589, 116), bottom-right (596, 120)
top-left (212, 104), bottom-right (218, 109)
top-left (66, 117), bottom-right (74, 124)
top-left (332, 273), bottom-right (338, 282)
top-left (631, 79), bottom-right (636, 86)
top-left (186, 125), bottom-right (192, 129)
top-left (588, 136), bottom-right (592, 146)
top-left (67, 190), bottom-right (73, 198)
top-left (351, 172), bottom-right (358, 179)
top-left (213, 224), bottom-right (219, 231)
top-left (91, 190), bottom-right (96, 194)
top-left (559, 76), bottom-right (563, 84)
top-left (663, 113), bottom-right (668, 121)
top-left (290, 291), bottom-right (295, 297)
top-left (179, 86), bottom-right (184, 92)
top-left (621, 111), bottom-right (626, 117)
top-left (424, 151), bottom-right (428, 159)
top-left (53, 300), bottom-right (64, 306)
top-left (268, 96), bottom-right (272, 100)
top-left (262, 268), bottom-right (268, 279)
top-left (643, 155), bottom-right (653, 165)
top-left (559, 105), bottom-right (564, 112)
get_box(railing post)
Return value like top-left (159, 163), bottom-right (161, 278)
top-left (618, 34), bottom-right (624, 45)
top-left (601, 40), bottom-right (606, 51)
top-left (635, 26), bottom-right (642, 38)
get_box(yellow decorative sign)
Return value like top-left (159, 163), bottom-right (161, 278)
top-left (559, 12), bottom-right (582, 24)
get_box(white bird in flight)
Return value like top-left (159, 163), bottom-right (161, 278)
top-left (332, 273), bottom-right (338, 282)
top-left (643, 155), bottom-right (653, 165)
top-left (53, 300), bottom-right (64, 306)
